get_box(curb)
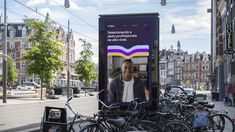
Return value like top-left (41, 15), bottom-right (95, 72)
top-left (0, 93), bottom-right (97, 107)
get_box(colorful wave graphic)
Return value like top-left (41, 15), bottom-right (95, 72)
top-left (107, 45), bottom-right (149, 59)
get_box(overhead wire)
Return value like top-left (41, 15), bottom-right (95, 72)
top-left (13, 0), bottom-right (98, 42)
top-left (73, 1), bottom-right (200, 7)
top-left (51, 0), bottom-right (98, 31)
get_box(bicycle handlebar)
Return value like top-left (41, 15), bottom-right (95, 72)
top-left (66, 97), bottom-right (73, 104)
top-left (97, 89), bottom-right (121, 109)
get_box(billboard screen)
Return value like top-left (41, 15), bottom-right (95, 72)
top-left (99, 13), bottom-right (159, 109)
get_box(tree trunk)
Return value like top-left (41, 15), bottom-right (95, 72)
top-left (40, 79), bottom-right (43, 100)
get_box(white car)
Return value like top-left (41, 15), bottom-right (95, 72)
top-left (184, 88), bottom-right (196, 96)
top-left (23, 82), bottom-right (40, 88)
top-left (16, 85), bottom-right (35, 91)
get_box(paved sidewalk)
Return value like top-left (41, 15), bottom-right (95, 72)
top-left (197, 90), bottom-right (235, 131)
top-left (197, 90), bottom-right (235, 119)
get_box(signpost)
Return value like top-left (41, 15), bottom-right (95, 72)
top-left (224, 23), bottom-right (234, 54)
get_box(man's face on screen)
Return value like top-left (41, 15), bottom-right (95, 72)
top-left (122, 61), bottom-right (133, 81)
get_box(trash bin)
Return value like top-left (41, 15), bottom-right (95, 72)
top-left (196, 94), bottom-right (207, 101)
top-left (54, 87), bottom-right (63, 95)
top-left (211, 92), bottom-right (219, 101)
top-left (42, 106), bottom-right (67, 132)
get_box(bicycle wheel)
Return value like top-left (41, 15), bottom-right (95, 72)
top-left (136, 120), bottom-right (162, 132)
top-left (79, 123), bottom-right (105, 132)
top-left (163, 121), bottom-right (192, 132)
top-left (123, 126), bottom-right (139, 131)
top-left (211, 114), bottom-right (235, 132)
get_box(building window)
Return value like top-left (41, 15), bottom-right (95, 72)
top-left (0, 39), bottom-right (2, 48)
top-left (20, 62), bottom-right (26, 70)
top-left (10, 41), bottom-right (15, 48)
top-left (20, 52), bottom-right (23, 58)
top-left (18, 26), bottom-right (22, 30)
top-left (160, 71), bottom-right (163, 76)
top-left (10, 53), bottom-right (15, 59)
top-left (21, 42), bottom-right (26, 48)
top-left (232, 19), bottom-right (235, 33)
top-left (192, 64), bottom-right (194, 69)
top-left (10, 28), bottom-right (16, 38)
top-left (22, 26), bottom-right (27, 37)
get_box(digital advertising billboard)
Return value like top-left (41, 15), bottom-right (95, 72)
top-left (99, 13), bottom-right (159, 110)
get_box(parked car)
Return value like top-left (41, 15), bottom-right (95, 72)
top-left (184, 88), bottom-right (196, 96)
top-left (23, 82), bottom-right (40, 88)
top-left (165, 85), bottom-right (186, 96)
top-left (16, 85), bottom-right (35, 91)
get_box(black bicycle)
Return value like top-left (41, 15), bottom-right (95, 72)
top-left (40, 97), bottom-right (92, 132)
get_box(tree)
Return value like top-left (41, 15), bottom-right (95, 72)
top-left (75, 39), bottom-right (96, 86)
top-left (21, 21), bottom-right (63, 99)
top-left (7, 57), bottom-right (17, 84)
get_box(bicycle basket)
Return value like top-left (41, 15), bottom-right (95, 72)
top-left (193, 111), bottom-right (210, 127)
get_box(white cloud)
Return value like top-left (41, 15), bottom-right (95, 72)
top-left (39, 8), bottom-right (51, 15)
top-left (73, 31), bottom-right (98, 61)
top-left (48, 0), bottom-right (82, 11)
top-left (130, 0), bottom-right (148, 3)
top-left (160, 0), bottom-right (211, 43)
top-left (26, 0), bottom-right (46, 6)
top-left (26, 0), bottom-right (82, 10)
top-left (38, 8), bottom-right (70, 22)
top-left (92, 56), bottom-right (99, 64)
top-left (23, 0), bottom-right (211, 55)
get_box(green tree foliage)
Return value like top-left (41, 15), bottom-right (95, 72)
top-left (75, 39), bottom-right (96, 85)
top-left (109, 67), bottom-right (121, 78)
top-left (7, 57), bottom-right (17, 84)
top-left (21, 21), bottom-right (63, 86)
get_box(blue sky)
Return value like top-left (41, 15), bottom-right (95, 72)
top-left (0, 0), bottom-right (211, 63)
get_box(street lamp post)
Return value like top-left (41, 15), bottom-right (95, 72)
top-left (2, 0), bottom-right (7, 103)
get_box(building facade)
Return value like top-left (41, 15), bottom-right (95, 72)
top-left (182, 52), bottom-right (211, 90)
top-left (0, 19), bottom-right (79, 87)
top-left (160, 45), bottom-right (188, 86)
top-left (159, 58), bottom-right (167, 87)
top-left (160, 45), bottom-right (211, 90)
top-left (213, 0), bottom-right (235, 104)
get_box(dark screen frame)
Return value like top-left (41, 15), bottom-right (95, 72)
top-left (99, 13), bottom-right (159, 110)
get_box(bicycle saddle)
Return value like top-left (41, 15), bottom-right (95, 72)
top-left (204, 103), bottom-right (214, 109)
top-left (181, 104), bottom-right (194, 109)
top-left (197, 100), bottom-right (208, 105)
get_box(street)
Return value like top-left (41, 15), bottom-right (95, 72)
top-left (0, 95), bottom-right (98, 132)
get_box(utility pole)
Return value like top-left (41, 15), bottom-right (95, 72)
top-left (3, 0), bottom-right (7, 103)
top-left (65, 0), bottom-right (70, 99)
top-left (67, 20), bottom-right (70, 98)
